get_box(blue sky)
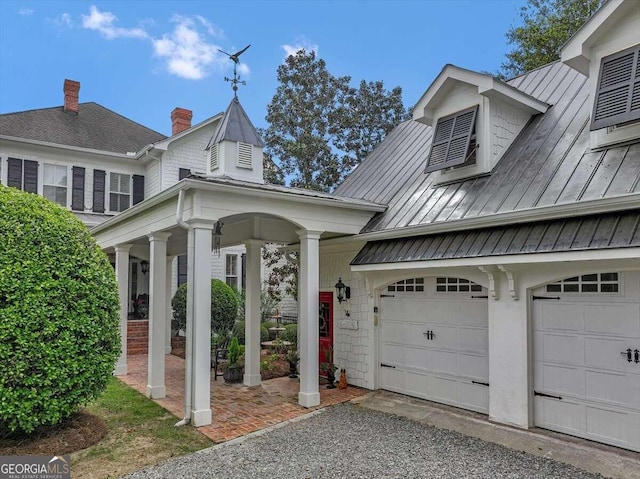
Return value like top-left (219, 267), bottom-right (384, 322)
top-left (0, 0), bottom-right (526, 137)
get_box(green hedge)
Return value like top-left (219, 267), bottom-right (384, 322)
top-left (171, 279), bottom-right (238, 337)
top-left (0, 186), bottom-right (120, 433)
top-left (232, 321), bottom-right (271, 344)
top-left (281, 323), bottom-right (298, 345)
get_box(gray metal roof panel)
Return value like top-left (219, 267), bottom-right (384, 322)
top-left (207, 97), bottom-right (264, 148)
top-left (335, 62), bottom-right (640, 235)
top-left (0, 102), bottom-right (166, 154)
top-left (351, 210), bottom-right (640, 265)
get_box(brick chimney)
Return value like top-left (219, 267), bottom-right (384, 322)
top-left (63, 79), bottom-right (80, 114)
top-left (171, 107), bottom-right (193, 135)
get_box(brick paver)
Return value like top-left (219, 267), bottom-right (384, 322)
top-left (119, 354), bottom-right (367, 443)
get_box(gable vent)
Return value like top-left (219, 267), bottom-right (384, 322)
top-left (237, 143), bottom-right (253, 169)
top-left (209, 144), bottom-right (219, 171)
top-left (425, 105), bottom-right (478, 173)
top-left (591, 45), bottom-right (640, 131)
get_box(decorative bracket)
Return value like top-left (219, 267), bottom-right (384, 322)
top-left (497, 265), bottom-right (518, 300)
top-left (478, 266), bottom-right (499, 300)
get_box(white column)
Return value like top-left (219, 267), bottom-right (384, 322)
top-left (114, 244), bottom-right (132, 376)
top-left (297, 230), bottom-right (323, 408)
top-left (243, 239), bottom-right (263, 386)
top-left (190, 223), bottom-right (213, 426)
top-left (146, 232), bottom-right (171, 399)
top-left (165, 256), bottom-right (174, 355)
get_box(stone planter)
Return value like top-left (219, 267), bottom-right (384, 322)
top-left (223, 365), bottom-right (243, 383)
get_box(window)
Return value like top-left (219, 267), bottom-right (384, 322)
top-left (591, 45), bottom-right (640, 131)
top-left (546, 272), bottom-right (619, 293)
top-left (109, 172), bottom-right (130, 212)
top-left (226, 254), bottom-right (238, 289)
top-left (43, 164), bottom-right (68, 207)
top-left (436, 277), bottom-right (482, 293)
top-left (425, 105), bottom-right (478, 173)
top-left (388, 278), bottom-right (424, 292)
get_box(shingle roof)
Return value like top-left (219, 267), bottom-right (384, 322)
top-left (335, 62), bottom-right (640, 234)
top-left (0, 102), bottom-right (166, 154)
top-left (207, 97), bottom-right (264, 148)
top-left (351, 210), bottom-right (640, 265)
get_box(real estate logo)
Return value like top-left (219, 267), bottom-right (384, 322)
top-left (0, 455), bottom-right (70, 479)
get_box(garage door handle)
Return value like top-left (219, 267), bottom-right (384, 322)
top-left (621, 349), bottom-right (632, 362)
top-left (534, 391), bottom-right (562, 400)
top-left (380, 363), bottom-right (396, 369)
top-left (635, 349), bottom-right (639, 364)
top-left (472, 380), bottom-right (489, 387)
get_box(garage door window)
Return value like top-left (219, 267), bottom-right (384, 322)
top-left (436, 277), bottom-right (482, 293)
top-left (546, 272), bottom-right (619, 293)
top-left (388, 278), bottom-right (424, 292)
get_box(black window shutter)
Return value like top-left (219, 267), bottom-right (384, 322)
top-left (23, 160), bottom-right (38, 193)
top-left (7, 158), bottom-right (23, 189)
top-left (93, 169), bottom-right (106, 213)
top-left (179, 168), bottom-right (191, 180)
top-left (425, 105), bottom-right (478, 173)
top-left (132, 174), bottom-right (145, 205)
top-left (591, 45), bottom-right (640, 130)
top-left (177, 255), bottom-right (188, 286)
top-left (241, 253), bottom-right (246, 290)
top-left (71, 166), bottom-right (85, 211)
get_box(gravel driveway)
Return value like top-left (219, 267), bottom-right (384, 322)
top-left (123, 403), bottom-right (601, 479)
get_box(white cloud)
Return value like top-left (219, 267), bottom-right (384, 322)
top-left (237, 62), bottom-right (250, 77)
top-left (18, 8), bottom-right (34, 16)
top-left (48, 12), bottom-right (73, 31)
top-left (152, 15), bottom-right (225, 80)
top-left (82, 5), bottom-right (147, 39)
top-left (195, 15), bottom-right (224, 38)
top-left (282, 36), bottom-right (319, 59)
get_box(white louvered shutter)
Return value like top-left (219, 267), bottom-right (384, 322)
top-left (237, 143), bottom-right (253, 169)
top-left (209, 144), bottom-right (219, 171)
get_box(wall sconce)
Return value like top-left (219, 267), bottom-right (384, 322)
top-left (335, 277), bottom-right (350, 304)
top-left (140, 260), bottom-right (150, 275)
top-left (213, 220), bottom-right (223, 257)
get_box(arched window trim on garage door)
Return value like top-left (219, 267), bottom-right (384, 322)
top-left (545, 272), bottom-right (620, 293)
top-left (387, 278), bottom-right (424, 292)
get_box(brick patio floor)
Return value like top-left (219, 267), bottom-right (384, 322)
top-left (119, 354), bottom-right (368, 443)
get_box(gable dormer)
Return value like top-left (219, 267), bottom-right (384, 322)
top-left (413, 65), bottom-right (548, 183)
top-left (205, 97), bottom-right (265, 184)
top-left (561, 0), bottom-right (640, 148)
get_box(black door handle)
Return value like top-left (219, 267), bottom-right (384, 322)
top-left (635, 349), bottom-right (639, 364)
top-left (622, 348), bottom-right (632, 362)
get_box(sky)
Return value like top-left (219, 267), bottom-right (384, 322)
top-left (0, 0), bottom-right (527, 138)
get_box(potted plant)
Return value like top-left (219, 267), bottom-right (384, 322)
top-left (320, 347), bottom-right (338, 389)
top-left (223, 336), bottom-right (243, 383)
top-left (286, 348), bottom-right (299, 378)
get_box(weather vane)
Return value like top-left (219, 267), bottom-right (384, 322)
top-left (218, 44), bottom-right (251, 98)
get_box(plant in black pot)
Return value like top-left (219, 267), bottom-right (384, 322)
top-left (320, 347), bottom-right (338, 389)
top-left (286, 348), bottom-right (299, 378)
top-left (223, 336), bottom-right (243, 384)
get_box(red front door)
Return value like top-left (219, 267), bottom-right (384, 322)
top-left (319, 292), bottom-right (333, 377)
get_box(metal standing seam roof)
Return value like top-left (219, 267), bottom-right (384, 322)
top-left (335, 62), bottom-right (640, 235)
top-left (207, 97), bottom-right (265, 149)
top-left (0, 102), bottom-right (166, 154)
top-left (351, 210), bottom-right (640, 265)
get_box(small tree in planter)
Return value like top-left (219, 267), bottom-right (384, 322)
top-left (223, 336), bottom-right (243, 383)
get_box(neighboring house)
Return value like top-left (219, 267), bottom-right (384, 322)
top-left (0, 80), bottom-right (248, 320)
top-left (324, 0), bottom-right (640, 452)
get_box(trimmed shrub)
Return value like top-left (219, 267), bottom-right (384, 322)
top-left (171, 279), bottom-right (239, 337)
top-left (233, 321), bottom-right (245, 345)
top-left (0, 187), bottom-right (120, 433)
top-left (282, 323), bottom-right (298, 345)
top-left (261, 324), bottom-right (269, 342)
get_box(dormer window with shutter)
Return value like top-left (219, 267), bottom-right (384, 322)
top-left (425, 105), bottom-right (478, 173)
top-left (591, 44), bottom-right (640, 131)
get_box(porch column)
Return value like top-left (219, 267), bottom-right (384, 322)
top-left (243, 239), bottom-right (263, 386)
top-left (165, 256), bottom-right (174, 355)
top-left (189, 223), bottom-right (213, 426)
top-left (114, 244), bottom-right (132, 376)
top-left (146, 232), bottom-right (171, 399)
top-left (297, 230), bottom-right (323, 408)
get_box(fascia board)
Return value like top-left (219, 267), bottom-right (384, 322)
top-left (478, 81), bottom-right (549, 113)
top-left (0, 135), bottom-right (139, 160)
top-left (355, 193), bottom-right (640, 242)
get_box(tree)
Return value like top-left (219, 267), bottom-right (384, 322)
top-left (500, 0), bottom-right (603, 79)
top-left (263, 50), bottom-right (406, 193)
top-left (0, 186), bottom-right (120, 433)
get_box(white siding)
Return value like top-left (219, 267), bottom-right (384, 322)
top-left (160, 126), bottom-right (215, 190)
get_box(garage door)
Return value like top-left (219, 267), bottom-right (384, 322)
top-left (533, 271), bottom-right (640, 452)
top-left (379, 277), bottom-right (489, 414)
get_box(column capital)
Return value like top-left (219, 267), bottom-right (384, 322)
top-left (148, 231), bottom-right (172, 242)
top-left (186, 220), bottom-right (216, 230)
top-left (296, 229), bottom-right (323, 241)
top-left (115, 243), bottom-right (133, 253)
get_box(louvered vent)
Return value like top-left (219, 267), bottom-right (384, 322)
top-left (591, 45), bottom-right (640, 130)
top-left (425, 105), bottom-right (478, 173)
top-left (237, 143), bottom-right (253, 169)
top-left (209, 144), bottom-right (219, 171)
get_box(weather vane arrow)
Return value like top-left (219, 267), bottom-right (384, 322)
top-left (219, 44), bottom-right (251, 97)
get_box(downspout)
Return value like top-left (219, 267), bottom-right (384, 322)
top-left (175, 189), bottom-right (193, 427)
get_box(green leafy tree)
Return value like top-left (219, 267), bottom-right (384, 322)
top-left (0, 186), bottom-right (120, 434)
top-left (263, 49), bottom-right (406, 192)
top-left (500, 0), bottom-right (603, 79)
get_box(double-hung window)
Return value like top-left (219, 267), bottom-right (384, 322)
top-left (110, 172), bottom-right (131, 212)
top-left (226, 254), bottom-right (238, 289)
top-left (43, 164), bottom-right (68, 207)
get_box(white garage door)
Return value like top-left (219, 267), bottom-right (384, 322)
top-left (379, 277), bottom-right (489, 414)
top-left (533, 271), bottom-right (640, 452)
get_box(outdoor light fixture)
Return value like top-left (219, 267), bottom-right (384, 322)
top-left (335, 277), bottom-right (351, 304)
top-left (213, 220), bottom-right (223, 257)
top-left (140, 260), bottom-right (150, 275)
